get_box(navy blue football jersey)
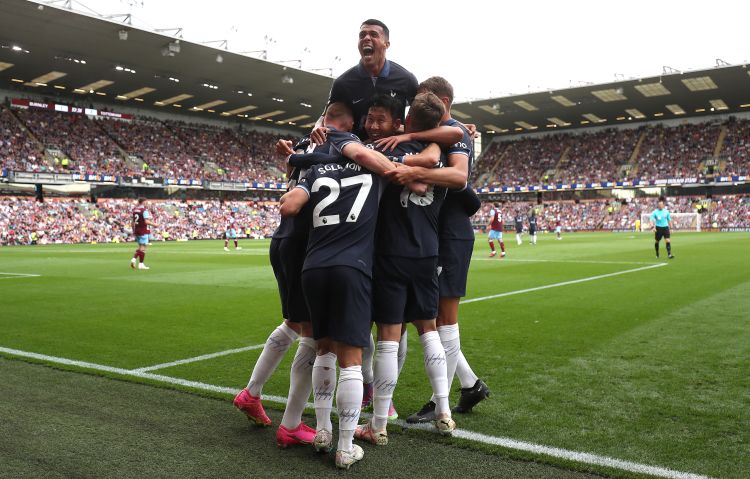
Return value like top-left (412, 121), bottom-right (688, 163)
top-left (438, 118), bottom-right (476, 240)
top-left (515, 215), bottom-right (524, 233)
top-left (296, 161), bottom-right (386, 277)
top-left (529, 216), bottom-right (538, 229)
top-left (273, 138), bottom-right (334, 240)
top-left (376, 141), bottom-right (447, 258)
top-left (328, 60), bottom-right (418, 141)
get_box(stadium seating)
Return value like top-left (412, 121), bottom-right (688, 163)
top-left (2, 195), bottom-right (748, 245)
top-left (476, 118), bottom-right (749, 187)
top-left (0, 197), bottom-right (279, 245)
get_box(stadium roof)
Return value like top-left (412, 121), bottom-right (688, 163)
top-left (453, 65), bottom-right (750, 138)
top-left (3, 0), bottom-right (750, 138)
top-left (0, 0), bottom-right (333, 130)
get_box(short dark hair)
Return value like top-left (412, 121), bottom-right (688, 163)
top-left (418, 76), bottom-right (454, 105)
top-left (361, 19), bottom-right (389, 39)
top-left (658, 196), bottom-right (666, 202)
top-left (408, 92), bottom-right (445, 132)
top-left (368, 94), bottom-right (403, 121)
top-left (137, 197), bottom-right (146, 204)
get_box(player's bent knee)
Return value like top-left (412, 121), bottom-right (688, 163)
top-left (376, 322), bottom-right (402, 342)
top-left (283, 319), bottom-right (303, 335)
top-left (335, 343), bottom-right (362, 367)
top-left (412, 319), bottom-right (437, 335)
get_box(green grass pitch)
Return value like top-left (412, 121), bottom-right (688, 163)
top-left (1, 231), bottom-right (748, 478)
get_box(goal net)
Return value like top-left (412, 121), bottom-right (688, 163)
top-left (640, 212), bottom-right (701, 232)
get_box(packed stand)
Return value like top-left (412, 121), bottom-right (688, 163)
top-left (14, 108), bottom-right (124, 175)
top-left (0, 107), bottom-right (45, 172)
top-left (471, 195), bottom-right (749, 232)
top-left (562, 128), bottom-right (640, 183)
top-left (721, 118), bottom-right (750, 176)
top-left (0, 196), bottom-right (279, 246)
top-left (635, 122), bottom-right (720, 181)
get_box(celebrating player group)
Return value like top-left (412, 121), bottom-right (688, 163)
top-left (232, 19), bottom-right (490, 470)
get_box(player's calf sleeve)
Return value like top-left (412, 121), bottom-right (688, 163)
top-left (419, 331), bottom-right (449, 416)
top-left (280, 337), bottom-right (316, 429)
top-left (372, 341), bottom-right (399, 430)
top-left (455, 350), bottom-right (480, 389)
top-left (362, 332), bottom-right (375, 384)
top-left (247, 322), bottom-right (298, 396)
top-left (397, 330), bottom-right (408, 376)
top-left (336, 365), bottom-right (363, 452)
top-left (312, 352), bottom-right (337, 432)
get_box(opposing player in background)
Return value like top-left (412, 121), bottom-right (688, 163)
top-left (555, 216), bottom-right (563, 240)
top-left (515, 211), bottom-right (524, 245)
top-left (487, 203), bottom-right (506, 257)
top-left (528, 210), bottom-right (538, 245)
top-left (224, 211), bottom-right (242, 251)
top-left (130, 198), bottom-right (157, 270)
top-left (650, 196), bottom-right (674, 259)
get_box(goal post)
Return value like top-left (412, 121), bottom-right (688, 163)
top-left (640, 212), bottom-right (701, 232)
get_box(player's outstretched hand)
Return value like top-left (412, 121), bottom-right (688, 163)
top-left (374, 133), bottom-right (411, 152)
top-left (310, 127), bottom-right (329, 145)
top-left (275, 139), bottom-right (294, 157)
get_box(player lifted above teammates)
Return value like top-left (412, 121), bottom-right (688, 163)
top-left (382, 76), bottom-right (490, 422)
top-left (487, 203), bottom-right (506, 257)
top-left (130, 198), bottom-right (157, 270)
top-left (650, 196), bottom-right (675, 259)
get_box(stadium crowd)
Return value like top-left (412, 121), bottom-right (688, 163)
top-left (473, 194), bottom-right (750, 232)
top-left (475, 118), bottom-right (750, 187)
top-left (1, 105), bottom-right (287, 183)
top-left (0, 196), bottom-right (279, 246)
top-left (2, 194), bottom-right (749, 246)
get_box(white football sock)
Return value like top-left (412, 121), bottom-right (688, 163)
top-left (430, 324), bottom-right (460, 403)
top-left (280, 336), bottom-right (316, 429)
top-left (312, 352), bottom-right (337, 432)
top-left (336, 365), bottom-right (363, 452)
top-left (372, 341), bottom-right (399, 430)
top-left (420, 331), bottom-right (449, 417)
top-left (516, 233), bottom-right (522, 245)
top-left (247, 322), bottom-right (298, 396)
top-left (456, 350), bottom-right (479, 389)
top-left (397, 330), bottom-right (408, 376)
top-left (362, 332), bottom-right (375, 384)
top-left (533, 234), bottom-right (537, 244)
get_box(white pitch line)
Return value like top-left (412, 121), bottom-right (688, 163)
top-left (0, 345), bottom-right (714, 479)
top-left (132, 344), bottom-right (266, 372)
top-left (461, 263), bottom-right (667, 304)
top-left (472, 258), bottom-right (661, 265)
top-left (0, 272), bottom-right (42, 279)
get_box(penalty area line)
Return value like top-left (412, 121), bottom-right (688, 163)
top-left (0, 272), bottom-right (42, 279)
top-left (132, 344), bottom-right (266, 373)
top-left (462, 263), bottom-right (667, 304)
top-left (0, 344), bottom-right (714, 479)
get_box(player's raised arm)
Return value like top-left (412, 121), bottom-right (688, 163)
top-left (385, 152), bottom-right (468, 189)
top-left (374, 124), bottom-right (463, 152)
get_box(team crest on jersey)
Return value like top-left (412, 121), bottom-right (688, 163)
top-left (390, 90), bottom-right (397, 97)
